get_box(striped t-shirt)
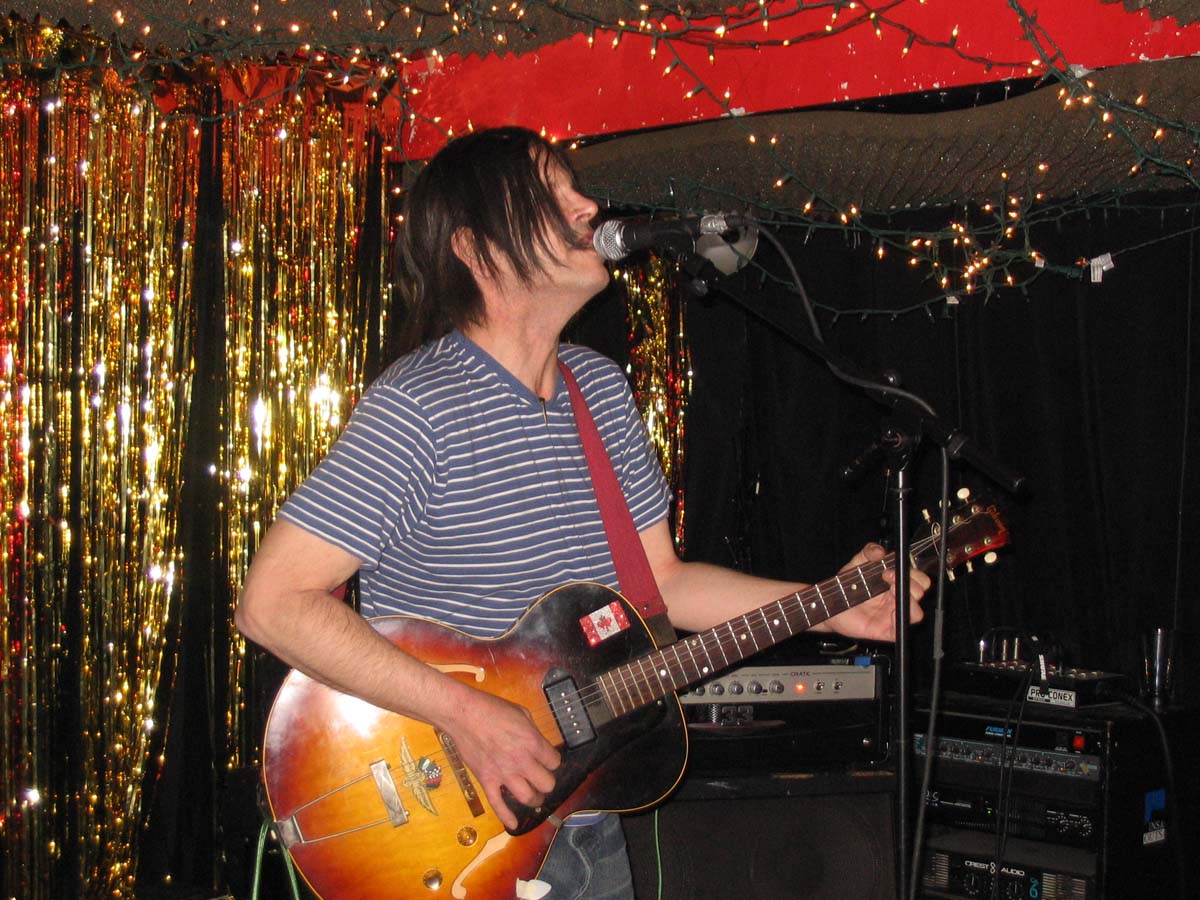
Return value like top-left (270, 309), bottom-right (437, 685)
top-left (279, 330), bottom-right (672, 637)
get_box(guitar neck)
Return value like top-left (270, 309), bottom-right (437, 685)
top-left (596, 556), bottom-right (895, 717)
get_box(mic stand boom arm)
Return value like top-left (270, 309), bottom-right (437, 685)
top-left (761, 314), bottom-right (1026, 495)
top-left (705, 282), bottom-right (1024, 900)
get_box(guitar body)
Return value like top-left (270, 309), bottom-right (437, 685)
top-left (262, 582), bottom-right (688, 900)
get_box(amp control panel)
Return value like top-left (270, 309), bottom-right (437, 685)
top-left (679, 660), bottom-right (879, 705)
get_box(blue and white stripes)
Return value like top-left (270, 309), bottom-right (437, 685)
top-left (279, 330), bottom-right (671, 637)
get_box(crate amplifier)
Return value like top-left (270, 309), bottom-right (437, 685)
top-left (680, 655), bottom-right (889, 775)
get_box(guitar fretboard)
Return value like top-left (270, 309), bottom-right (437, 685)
top-left (595, 557), bottom-right (895, 717)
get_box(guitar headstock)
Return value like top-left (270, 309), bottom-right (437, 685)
top-left (911, 489), bottom-right (1009, 578)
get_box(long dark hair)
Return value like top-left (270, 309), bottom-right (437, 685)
top-left (395, 127), bottom-right (583, 353)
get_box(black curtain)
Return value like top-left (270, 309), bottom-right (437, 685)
top-left (139, 189), bottom-right (1200, 896)
top-left (670, 197), bottom-right (1200, 692)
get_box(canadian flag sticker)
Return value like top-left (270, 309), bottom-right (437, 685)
top-left (579, 601), bottom-right (631, 646)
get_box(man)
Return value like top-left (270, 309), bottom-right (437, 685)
top-left (237, 126), bottom-right (928, 899)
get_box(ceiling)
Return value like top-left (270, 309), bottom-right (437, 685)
top-left (572, 56), bottom-right (1200, 215)
top-left (7, 1), bottom-right (1200, 61)
top-left (5, 2), bottom-right (1200, 213)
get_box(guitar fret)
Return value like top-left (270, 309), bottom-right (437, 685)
top-left (618, 662), bottom-right (643, 708)
top-left (598, 671), bottom-right (621, 717)
top-left (629, 663), bottom-right (649, 707)
top-left (774, 599), bottom-right (796, 637)
top-left (681, 638), bottom-right (701, 682)
top-left (620, 662), bottom-right (646, 708)
top-left (743, 617), bottom-right (761, 653)
top-left (758, 608), bottom-right (777, 643)
top-left (633, 657), bottom-right (652, 710)
top-left (872, 561), bottom-right (892, 594)
top-left (637, 654), bottom-right (665, 699)
top-left (835, 576), bottom-right (850, 607)
top-left (684, 641), bottom-right (703, 682)
top-left (722, 621), bottom-right (746, 661)
top-left (814, 582), bottom-right (831, 620)
top-left (650, 652), bottom-right (673, 695)
top-left (686, 638), bottom-right (710, 681)
top-left (614, 669), bottom-right (633, 716)
top-left (792, 591), bottom-right (812, 629)
top-left (607, 667), bottom-right (626, 714)
top-left (856, 567), bottom-right (872, 597)
top-left (669, 644), bottom-right (688, 692)
top-left (713, 630), bottom-right (731, 667)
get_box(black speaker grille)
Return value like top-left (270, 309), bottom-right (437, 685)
top-left (625, 789), bottom-right (896, 900)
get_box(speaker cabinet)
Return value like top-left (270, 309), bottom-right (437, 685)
top-left (623, 771), bottom-right (897, 900)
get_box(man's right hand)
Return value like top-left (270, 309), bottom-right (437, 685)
top-left (439, 688), bottom-right (562, 832)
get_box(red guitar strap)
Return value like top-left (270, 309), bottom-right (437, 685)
top-left (558, 361), bottom-right (675, 645)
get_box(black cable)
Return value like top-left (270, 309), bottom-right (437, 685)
top-left (1171, 210), bottom-right (1196, 635)
top-left (907, 450), bottom-right (953, 900)
top-left (990, 666), bottom-right (1034, 900)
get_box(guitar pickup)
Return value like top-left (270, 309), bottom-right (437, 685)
top-left (544, 670), bottom-right (596, 749)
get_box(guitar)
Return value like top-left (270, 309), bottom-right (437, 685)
top-left (261, 496), bottom-right (1007, 900)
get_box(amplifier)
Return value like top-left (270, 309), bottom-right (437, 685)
top-left (921, 828), bottom-right (1095, 900)
top-left (914, 691), bottom-right (1180, 899)
top-left (682, 657), bottom-right (888, 775)
top-left (680, 659), bottom-right (879, 707)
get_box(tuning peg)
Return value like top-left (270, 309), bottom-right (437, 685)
top-left (921, 508), bottom-right (932, 523)
top-left (965, 561), bottom-right (974, 574)
top-left (984, 551), bottom-right (998, 565)
top-left (956, 487), bottom-right (971, 501)
top-left (946, 570), bottom-right (956, 582)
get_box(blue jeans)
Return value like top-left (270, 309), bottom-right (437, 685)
top-left (536, 814), bottom-right (635, 900)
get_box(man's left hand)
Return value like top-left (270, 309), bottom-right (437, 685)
top-left (825, 542), bottom-right (930, 642)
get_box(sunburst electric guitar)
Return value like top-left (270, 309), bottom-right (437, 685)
top-left (261, 495), bottom-right (1007, 900)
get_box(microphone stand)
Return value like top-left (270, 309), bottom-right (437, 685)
top-left (884, 424), bottom-right (917, 900)
top-left (690, 259), bottom-right (1024, 900)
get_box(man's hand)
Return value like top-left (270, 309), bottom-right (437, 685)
top-left (439, 689), bottom-right (562, 832)
top-left (825, 542), bottom-right (930, 642)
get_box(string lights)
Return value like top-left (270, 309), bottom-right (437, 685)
top-left (1, 3), bottom-right (1199, 898)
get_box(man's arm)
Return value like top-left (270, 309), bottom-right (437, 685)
top-left (639, 519), bottom-right (927, 639)
top-left (236, 519), bottom-right (561, 831)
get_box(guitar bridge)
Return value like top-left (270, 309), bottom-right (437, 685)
top-left (544, 670), bottom-right (596, 749)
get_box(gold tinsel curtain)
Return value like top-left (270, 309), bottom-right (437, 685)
top-left (217, 79), bottom-right (394, 770)
top-left (0, 55), bottom-right (397, 899)
top-left (0, 69), bottom-right (198, 898)
top-left (0, 43), bottom-right (682, 900)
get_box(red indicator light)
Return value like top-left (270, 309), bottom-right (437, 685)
top-left (1072, 734), bottom-right (1086, 752)
top-left (794, 682), bottom-right (807, 694)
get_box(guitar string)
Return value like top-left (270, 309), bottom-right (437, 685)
top-left (337, 555), bottom-right (900, 816)
top-left (545, 554), bottom-right (900, 717)
top-left (543, 515), bottom-right (960, 717)
top-left (467, 515), bottom-right (972, 751)
top-left (275, 555), bottom-right (899, 829)
top-left (316, 519), bottom-right (983, 813)
top-left (374, 554), bottom-right (907, 782)
top-left (552, 514), bottom-right (993, 728)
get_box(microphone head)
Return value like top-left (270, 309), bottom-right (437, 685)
top-left (591, 219), bottom-right (628, 261)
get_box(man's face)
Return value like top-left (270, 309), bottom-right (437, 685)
top-left (528, 157), bottom-right (610, 302)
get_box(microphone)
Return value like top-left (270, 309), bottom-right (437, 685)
top-left (592, 212), bottom-right (747, 261)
